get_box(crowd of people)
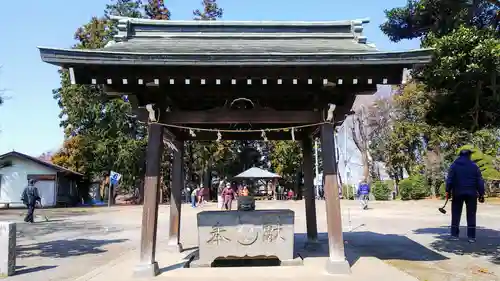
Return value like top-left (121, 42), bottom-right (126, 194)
top-left (186, 180), bottom-right (254, 210)
top-left (183, 179), bottom-right (299, 209)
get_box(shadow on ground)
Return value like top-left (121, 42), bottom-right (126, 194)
top-left (17, 238), bottom-right (128, 258)
top-left (413, 226), bottom-right (500, 264)
top-left (295, 231), bottom-right (448, 266)
top-left (0, 208), bottom-right (95, 218)
top-left (14, 265), bottom-right (58, 276)
top-left (16, 220), bottom-right (123, 239)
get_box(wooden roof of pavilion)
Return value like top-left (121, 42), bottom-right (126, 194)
top-left (37, 17), bottom-right (432, 140)
top-left (38, 17), bottom-right (431, 68)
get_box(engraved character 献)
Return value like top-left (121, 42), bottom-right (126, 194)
top-left (262, 217), bottom-right (285, 242)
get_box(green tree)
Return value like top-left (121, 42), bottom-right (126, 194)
top-left (143, 0), bottom-right (171, 20)
top-left (369, 82), bottom-right (500, 197)
top-left (457, 144), bottom-right (500, 195)
top-left (52, 136), bottom-right (89, 175)
top-left (105, 0), bottom-right (143, 18)
top-left (382, 0), bottom-right (500, 131)
top-left (458, 144), bottom-right (500, 180)
top-left (269, 141), bottom-right (302, 184)
top-left (399, 174), bottom-right (430, 200)
top-left (380, 0), bottom-right (498, 42)
top-left (470, 128), bottom-right (500, 156)
top-left (372, 181), bottom-right (392, 200)
top-left (369, 83), bottom-right (465, 191)
top-left (193, 0), bottom-right (223, 20)
top-left (52, 2), bottom-right (148, 196)
top-left (422, 26), bottom-right (500, 130)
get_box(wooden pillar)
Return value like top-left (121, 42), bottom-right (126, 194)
top-left (167, 139), bottom-right (184, 252)
top-left (301, 137), bottom-right (318, 243)
top-left (134, 123), bottom-right (163, 278)
top-left (320, 123), bottom-right (351, 274)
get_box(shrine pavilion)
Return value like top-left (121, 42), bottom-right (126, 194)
top-left (38, 17), bottom-right (431, 277)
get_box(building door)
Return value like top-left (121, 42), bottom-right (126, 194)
top-left (34, 180), bottom-right (56, 207)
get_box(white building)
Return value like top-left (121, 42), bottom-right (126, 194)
top-left (0, 151), bottom-right (83, 208)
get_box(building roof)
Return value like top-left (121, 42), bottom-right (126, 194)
top-left (234, 167), bottom-right (281, 179)
top-left (0, 151), bottom-right (83, 177)
top-left (38, 17), bottom-right (432, 67)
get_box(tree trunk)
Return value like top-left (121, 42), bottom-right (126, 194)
top-left (471, 80), bottom-right (482, 132)
top-left (187, 141), bottom-right (195, 184)
top-left (204, 160), bottom-right (212, 199)
top-left (159, 184), bottom-right (164, 204)
top-left (361, 152), bottom-right (370, 182)
top-left (430, 177), bottom-right (437, 198)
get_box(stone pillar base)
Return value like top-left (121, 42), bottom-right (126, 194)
top-left (325, 258), bottom-right (351, 275)
top-left (133, 262), bottom-right (160, 278)
top-left (0, 222), bottom-right (16, 277)
top-left (166, 242), bottom-right (183, 253)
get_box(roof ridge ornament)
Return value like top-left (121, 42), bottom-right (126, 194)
top-left (351, 18), bottom-right (370, 44)
top-left (114, 18), bottom-right (131, 42)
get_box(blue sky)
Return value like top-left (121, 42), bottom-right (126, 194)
top-left (0, 0), bottom-right (418, 156)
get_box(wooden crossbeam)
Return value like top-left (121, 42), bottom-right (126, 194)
top-left (163, 110), bottom-right (322, 124)
top-left (174, 130), bottom-right (310, 141)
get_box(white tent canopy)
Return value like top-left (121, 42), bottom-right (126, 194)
top-left (233, 167), bottom-right (281, 179)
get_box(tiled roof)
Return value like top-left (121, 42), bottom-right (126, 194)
top-left (0, 151), bottom-right (83, 176)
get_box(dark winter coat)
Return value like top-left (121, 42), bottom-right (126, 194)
top-left (445, 155), bottom-right (485, 197)
top-left (21, 185), bottom-right (41, 206)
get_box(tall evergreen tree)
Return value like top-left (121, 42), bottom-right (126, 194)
top-left (52, 2), bottom-right (147, 194)
top-left (380, 0), bottom-right (498, 42)
top-left (193, 0), bottom-right (223, 20)
top-left (381, 0), bottom-right (500, 131)
top-left (143, 0), bottom-right (171, 20)
top-left (105, 0), bottom-right (144, 18)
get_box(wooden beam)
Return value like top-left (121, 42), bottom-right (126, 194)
top-left (163, 110), bottom-right (322, 124)
top-left (135, 123), bottom-right (163, 278)
top-left (302, 137), bottom-right (318, 243)
top-left (320, 122), bottom-right (350, 274)
top-left (167, 140), bottom-right (184, 252)
top-left (175, 130), bottom-right (309, 141)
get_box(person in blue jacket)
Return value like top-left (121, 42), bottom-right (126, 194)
top-left (445, 149), bottom-right (485, 243)
top-left (357, 180), bottom-right (370, 210)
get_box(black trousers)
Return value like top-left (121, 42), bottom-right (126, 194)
top-left (451, 194), bottom-right (477, 238)
top-left (24, 204), bottom-right (35, 223)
